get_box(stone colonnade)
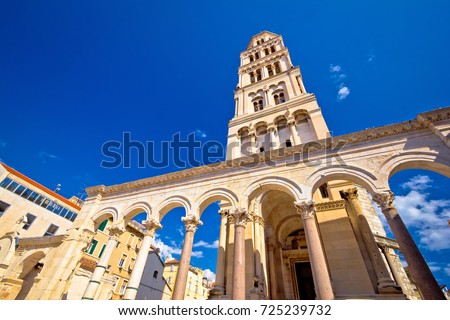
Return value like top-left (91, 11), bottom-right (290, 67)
top-left (81, 189), bottom-right (446, 300)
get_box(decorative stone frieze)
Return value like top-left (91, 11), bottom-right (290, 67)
top-left (314, 200), bottom-right (346, 212)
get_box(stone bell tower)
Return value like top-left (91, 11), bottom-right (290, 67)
top-left (226, 31), bottom-right (330, 160)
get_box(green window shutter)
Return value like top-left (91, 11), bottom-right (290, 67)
top-left (98, 244), bottom-right (106, 258)
top-left (98, 219), bottom-right (108, 232)
top-left (88, 240), bottom-right (98, 255)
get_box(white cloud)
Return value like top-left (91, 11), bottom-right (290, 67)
top-left (153, 235), bottom-right (204, 260)
top-left (445, 265), bottom-right (450, 277)
top-left (329, 64), bottom-right (350, 101)
top-left (337, 85), bottom-right (350, 100)
top-left (401, 175), bottom-right (432, 191)
top-left (191, 251), bottom-right (204, 258)
top-left (329, 64), bottom-right (342, 73)
top-left (177, 226), bottom-right (184, 237)
top-left (38, 151), bottom-right (61, 164)
top-left (377, 175), bottom-right (450, 251)
top-left (428, 262), bottom-right (442, 272)
top-left (193, 240), bottom-right (219, 249)
top-left (195, 129), bottom-right (207, 139)
top-left (203, 269), bottom-right (216, 282)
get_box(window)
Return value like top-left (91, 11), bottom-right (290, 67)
top-left (85, 239), bottom-right (98, 255)
top-left (250, 72), bottom-right (255, 83)
top-left (0, 177), bottom-right (12, 188)
top-left (98, 244), bottom-right (106, 258)
top-left (319, 184), bottom-right (329, 198)
top-left (14, 185), bottom-right (26, 196)
top-left (274, 92), bottom-right (285, 105)
top-left (256, 69), bottom-right (262, 81)
top-left (286, 139), bottom-right (292, 148)
top-left (260, 146), bottom-right (265, 153)
top-left (129, 258), bottom-right (136, 270)
top-left (271, 46), bottom-right (276, 53)
top-left (253, 99), bottom-right (263, 112)
top-left (98, 219), bottom-right (108, 232)
top-left (267, 65), bottom-right (274, 76)
top-left (255, 52), bottom-right (260, 59)
top-left (153, 270), bottom-right (159, 278)
top-left (256, 40), bottom-right (260, 45)
top-left (116, 241), bottom-right (121, 248)
top-left (264, 48), bottom-right (269, 55)
top-left (22, 213), bottom-right (37, 230)
top-left (118, 254), bottom-right (127, 268)
top-left (127, 234), bottom-right (135, 247)
top-left (0, 200), bottom-right (10, 218)
top-left (136, 238), bottom-right (142, 250)
top-left (249, 55), bottom-right (254, 62)
top-left (120, 280), bottom-right (128, 294)
top-left (44, 224), bottom-right (59, 236)
top-left (170, 265), bottom-right (174, 272)
top-left (274, 62), bottom-right (281, 74)
top-left (6, 181), bottom-right (18, 192)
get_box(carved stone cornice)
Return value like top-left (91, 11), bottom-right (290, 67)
top-left (228, 208), bottom-right (252, 227)
top-left (372, 191), bottom-right (396, 211)
top-left (314, 200), bottom-right (346, 212)
top-left (182, 215), bottom-right (203, 233)
top-left (294, 200), bottom-right (315, 219)
top-left (340, 188), bottom-right (359, 201)
top-left (108, 224), bottom-right (126, 241)
top-left (142, 218), bottom-right (162, 237)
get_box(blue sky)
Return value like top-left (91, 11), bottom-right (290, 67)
top-left (0, 1), bottom-right (449, 287)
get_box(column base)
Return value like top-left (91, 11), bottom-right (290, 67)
top-left (209, 286), bottom-right (225, 300)
top-left (378, 278), bottom-right (403, 294)
top-left (249, 288), bottom-right (266, 300)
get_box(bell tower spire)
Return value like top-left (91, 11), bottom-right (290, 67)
top-left (227, 31), bottom-right (330, 160)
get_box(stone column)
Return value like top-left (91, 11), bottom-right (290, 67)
top-left (341, 188), bottom-right (401, 294)
top-left (235, 133), bottom-right (242, 158)
top-left (373, 191), bottom-right (446, 300)
top-left (211, 209), bottom-right (228, 297)
top-left (250, 215), bottom-right (266, 298)
top-left (82, 224), bottom-right (125, 300)
top-left (381, 246), bottom-right (413, 298)
top-left (294, 201), bottom-right (335, 300)
top-left (288, 121), bottom-right (300, 145)
top-left (228, 208), bottom-right (252, 300)
top-left (268, 126), bottom-right (278, 150)
top-left (267, 242), bottom-right (278, 299)
top-left (259, 219), bottom-right (269, 297)
top-left (172, 215), bottom-right (203, 300)
top-left (123, 219), bottom-right (162, 300)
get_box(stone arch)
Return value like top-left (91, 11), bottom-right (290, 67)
top-left (91, 207), bottom-right (120, 230)
top-left (196, 188), bottom-right (239, 216)
top-left (243, 176), bottom-right (304, 208)
top-left (306, 165), bottom-right (381, 198)
top-left (377, 151), bottom-right (450, 187)
top-left (275, 214), bottom-right (304, 245)
top-left (157, 195), bottom-right (192, 220)
top-left (16, 251), bottom-right (46, 279)
top-left (122, 201), bottom-right (152, 224)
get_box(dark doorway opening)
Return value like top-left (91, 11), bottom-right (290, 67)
top-left (295, 262), bottom-right (316, 300)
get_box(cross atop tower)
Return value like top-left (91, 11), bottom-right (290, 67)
top-left (226, 31), bottom-right (330, 160)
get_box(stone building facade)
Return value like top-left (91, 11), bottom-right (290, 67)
top-left (0, 31), bottom-right (449, 300)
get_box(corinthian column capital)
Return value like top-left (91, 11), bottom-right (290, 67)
top-left (340, 187), bottom-right (359, 201)
top-left (372, 191), bottom-right (396, 211)
top-left (182, 215), bottom-right (203, 233)
top-left (294, 200), bottom-right (316, 220)
top-left (228, 208), bottom-right (252, 227)
top-left (108, 224), bottom-right (126, 241)
top-left (142, 218), bottom-right (162, 237)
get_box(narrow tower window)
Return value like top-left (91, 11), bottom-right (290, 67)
top-left (256, 69), bottom-right (262, 81)
top-left (250, 72), bottom-right (255, 83)
top-left (264, 48), bottom-right (269, 55)
top-left (267, 65), bottom-right (273, 76)
top-left (253, 99), bottom-right (264, 112)
top-left (285, 139), bottom-right (292, 148)
top-left (319, 184), bottom-right (329, 198)
top-left (270, 46), bottom-right (276, 53)
top-left (249, 55), bottom-right (254, 62)
top-left (255, 52), bottom-right (260, 59)
top-left (275, 62), bottom-right (281, 74)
